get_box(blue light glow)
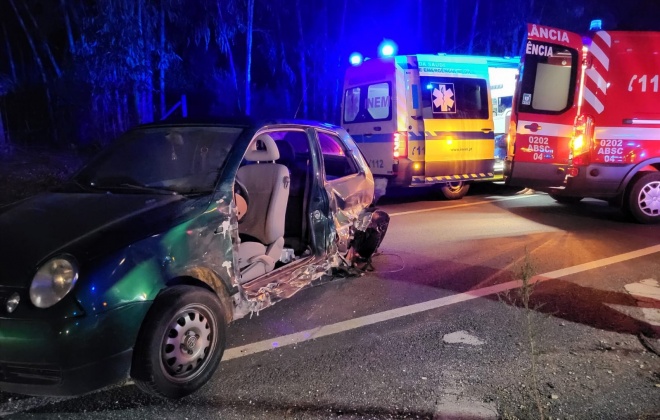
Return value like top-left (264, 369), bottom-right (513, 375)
top-left (378, 39), bottom-right (397, 58)
top-left (349, 52), bottom-right (363, 66)
top-left (426, 84), bottom-right (434, 90)
top-left (590, 19), bottom-right (602, 31)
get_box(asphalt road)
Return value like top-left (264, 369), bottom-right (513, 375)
top-left (2, 183), bottom-right (659, 419)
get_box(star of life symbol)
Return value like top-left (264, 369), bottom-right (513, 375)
top-left (432, 83), bottom-right (455, 113)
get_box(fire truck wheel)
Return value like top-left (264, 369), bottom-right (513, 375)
top-left (548, 193), bottom-right (583, 204)
top-left (440, 181), bottom-right (470, 200)
top-left (628, 172), bottom-right (660, 224)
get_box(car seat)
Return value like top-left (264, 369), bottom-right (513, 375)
top-left (236, 134), bottom-right (290, 282)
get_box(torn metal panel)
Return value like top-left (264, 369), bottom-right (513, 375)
top-left (234, 253), bottom-right (344, 319)
top-left (326, 176), bottom-right (375, 253)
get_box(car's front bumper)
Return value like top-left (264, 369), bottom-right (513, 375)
top-left (0, 302), bottom-right (151, 396)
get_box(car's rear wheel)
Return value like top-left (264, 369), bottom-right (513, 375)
top-left (131, 285), bottom-right (226, 399)
top-left (440, 181), bottom-right (470, 200)
top-left (627, 172), bottom-right (660, 224)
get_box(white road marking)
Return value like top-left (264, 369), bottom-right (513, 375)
top-left (223, 244), bottom-right (660, 361)
top-left (388, 194), bottom-right (537, 217)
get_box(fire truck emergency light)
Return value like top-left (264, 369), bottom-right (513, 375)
top-left (349, 52), bottom-right (363, 66)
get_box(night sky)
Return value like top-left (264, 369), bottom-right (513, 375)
top-left (1, 0), bottom-right (659, 146)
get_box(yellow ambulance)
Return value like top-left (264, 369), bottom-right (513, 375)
top-left (342, 54), bottom-right (518, 199)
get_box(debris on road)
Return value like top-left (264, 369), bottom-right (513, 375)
top-left (443, 331), bottom-right (485, 346)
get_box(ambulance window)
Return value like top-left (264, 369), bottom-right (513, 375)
top-left (518, 42), bottom-right (577, 114)
top-left (420, 77), bottom-right (489, 120)
top-left (367, 83), bottom-right (390, 120)
top-left (342, 82), bottom-right (392, 124)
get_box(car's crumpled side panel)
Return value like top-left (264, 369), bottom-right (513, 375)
top-left (229, 150), bottom-right (382, 319)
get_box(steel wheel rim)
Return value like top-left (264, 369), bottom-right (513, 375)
top-left (446, 181), bottom-right (463, 193)
top-left (160, 303), bottom-right (217, 382)
top-left (638, 180), bottom-right (660, 217)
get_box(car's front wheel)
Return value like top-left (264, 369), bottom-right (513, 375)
top-left (131, 285), bottom-right (227, 398)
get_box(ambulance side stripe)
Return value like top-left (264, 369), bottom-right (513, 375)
top-left (351, 134), bottom-right (392, 144)
top-left (424, 131), bottom-right (494, 140)
top-left (586, 68), bottom-right (608, 94)
top-left (596, 127), bottom-right (660, 140)
top-left (589, 42), bottom-right (610, 71)
top-left (583, 88), bottom-right (605, 114)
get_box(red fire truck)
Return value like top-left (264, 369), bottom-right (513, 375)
top-left (505, 23), bottom-right (660, 223)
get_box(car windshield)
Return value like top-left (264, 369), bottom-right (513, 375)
top-left (74, 126), bottom-right (243, 195)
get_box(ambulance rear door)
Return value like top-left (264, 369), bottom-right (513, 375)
top-left (342, 59), bottom-right (403, 178)
top-left (506, 23), bottom-right (583, 190)
top-left (416, 54), bottom-right (495, 184)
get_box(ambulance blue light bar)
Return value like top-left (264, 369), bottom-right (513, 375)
top-left (378, 40), bottom-right (397, 58)
top-left (349, 52), bottom-right (363, 66)
top-left (589, 19), bottom-right (602, 31)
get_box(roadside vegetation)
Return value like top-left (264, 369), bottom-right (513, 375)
top-left (498, 249), bottom-right (549, 420)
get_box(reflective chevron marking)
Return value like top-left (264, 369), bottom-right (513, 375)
top-left (412, 173), bottom-right (495, 184)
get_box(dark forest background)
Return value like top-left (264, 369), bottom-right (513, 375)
top-left (1, 0), bottom-right (659, 153)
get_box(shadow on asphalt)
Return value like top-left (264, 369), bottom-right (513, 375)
top-left (378, 252), bottom-right (659, 340)
top-left (16, 383), bottom-right (437, 419)
top-left (376, 181), bottom-right (526, 205)
top-left (500, 197), bottom-right (634, 227)
top-left (498, 279), bottom-right (659, 340)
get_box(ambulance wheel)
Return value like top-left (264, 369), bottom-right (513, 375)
top-left (548, 193), bottom-right (583, 204)
top-left (440, 181), bottom-right (470, 200)
top-left (627, 172), bottom-right (660, 224)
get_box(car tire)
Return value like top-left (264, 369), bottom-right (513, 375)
top-left (627, 172), bottom-right (660, 224)
top-left (440, 181), bottom-right (470, 200)
top-left (131, 285), bottom-right (227, 399)
top-left (548, 193), bottom-right (583, 204)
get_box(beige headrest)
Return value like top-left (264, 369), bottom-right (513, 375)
top-left (244, 133), bottom-right (280, 162)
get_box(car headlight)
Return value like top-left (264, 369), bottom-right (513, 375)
top-left (30, 256), bottom-right (79, 308)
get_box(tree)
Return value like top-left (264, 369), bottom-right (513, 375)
top-left (7, 0), bottom-right (58, 140)
top-left (245, 0), bottom-right (255, 115)
top-left (468, 0), bottom-right (480, 54)
top-left (0, 73), bottom-right (14, 154)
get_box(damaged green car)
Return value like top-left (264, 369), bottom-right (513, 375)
top-left (0, 119), bottom-right (389, 398)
